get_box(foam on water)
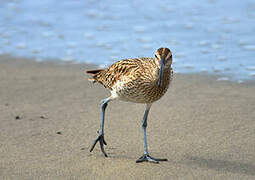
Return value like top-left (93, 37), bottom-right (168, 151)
top-left (0, 0), bottom-right (255, 81)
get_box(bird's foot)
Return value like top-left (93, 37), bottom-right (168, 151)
top-left (89, 134), bottom-right (108, 157)
top-left (136, 154), bottom-right (168, 163)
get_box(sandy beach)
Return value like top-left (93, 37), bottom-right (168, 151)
top-left (1, 56), bottom-right (255, 179)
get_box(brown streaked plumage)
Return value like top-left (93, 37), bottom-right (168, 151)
top-left (86, 47), bottom-right (173, 163)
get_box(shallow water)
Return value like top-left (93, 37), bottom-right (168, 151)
top-left (0, 0), bottom-right (255, 81)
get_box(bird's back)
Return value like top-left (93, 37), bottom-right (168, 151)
top-left (87, 57), bottom-right (173, 103)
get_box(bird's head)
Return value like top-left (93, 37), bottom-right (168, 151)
top-left (154, 47), bottom-right (172, 87)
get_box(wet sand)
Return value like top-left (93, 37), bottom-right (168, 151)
top-left (1, 56), bottom-right (255, 179)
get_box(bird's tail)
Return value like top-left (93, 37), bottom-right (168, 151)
top-left (85, 69), bottom-right (104, 82)
top-left (86, 69), bottom-right (104, 74)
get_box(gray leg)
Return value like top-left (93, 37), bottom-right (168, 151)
top-left (90, 97), bottom-right (111, 157)
top-left (136, 104), bottom-right (168, 163)
top-left (142, 108), bottom-right (150, 155)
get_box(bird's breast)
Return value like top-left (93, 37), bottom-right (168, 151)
top-left (111, 68), bottom-right (173, 103)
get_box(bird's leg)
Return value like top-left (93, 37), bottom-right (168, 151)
top-left (90, 97), bottom-right (111, 157)
top-left (136, 104), bottom-right (168, 163)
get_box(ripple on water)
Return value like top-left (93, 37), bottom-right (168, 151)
top-left (211, 44), bottom-right (221, 49)
top-left (31, 48), bottom-right (42, 54)
top-left (95, 41), bottom-right (112, 50)
top-left (35, 57), bottom-right (43, 62)
top-left (58, 34), bottom-right (64, 39)
top-left (16, 43), bottom-right (27, 49)
top-left (4, 40), bottom-right (10, 45)
top-left (212, 67), bottom-right (221, 72)
top-left (198, 40), bottom-right (210, 46)
top-left (66, 49), bottom-right (74, 56)
top-left (161, 7), bottom-right (175, 13)
top-left (191, 16), bottom-right (200, 22)
top-left (249, 73), bottom-right (255, 77)
top-left (133, 26), bottom-right (146, 33)
top-left (141, 44), bottom-right (153, 50)
top-left (67, 42), bottom-right (77, 49)
top-left (6, 3), bottom-right (15, 11)
top-left (87, 10), bottom-right (98, 18)
top-left (95, 41), bottom-right (105, 48)
top-left (246, 66), bottom-right (255, 71)
top-left (222, 28), bottom-right (232, 33)
top-left (217, 55), bottom-right (227, 61)
top-left (103, 44), bottom-right (112, 50)
top-left (200, 49), bottom-right (210, 54)
top-left (184, 23), bottom-right (193, 29)
top-left (61, 56), bottom-right (74, 62)
top-left (110, 50), bottom-right (120, 56)
top-left (136, 37), bottom-right (152, 43)
top-left (42, 32), bottom-right (53, 38)
top-left (217, 77), bottom-right (229, 81)
top-left (96, 24), bottom-right (109, 31)
top-left (174, 53), bottom-right (185, 58)
top-left (224, 67), bottom-right (231, 71)
top-left (164, 22), bottom-right (175, 28)
top-left (242, 45), bottom-right (255, 51)
top-left (206, 27), bottom-right (217, 33)
top-left (238, 39), bottom-right (250, 46)
top-left (183, 64), bottom-right (195, 69)
top-left (1, 32), bottom-right (11, 39)
top-left (120, 46), bottom-right (128, 51)
top-left (84, 32), bottom-right (94, 39)
top-left (168, 40), bottom-right (179, 45)
top-left (200, 68), bottom-right (208, 73)
top-left (222, 17), bottom-right (240, 24)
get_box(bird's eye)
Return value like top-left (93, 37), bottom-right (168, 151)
top-left (170, 55), bottom-right (172, 58)
top-left (155, 55), bottom-right (157, 58)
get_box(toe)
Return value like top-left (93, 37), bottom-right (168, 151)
top-left (136, 154), bottom-right (167, 163)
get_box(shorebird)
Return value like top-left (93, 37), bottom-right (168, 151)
top-left (86, 47), bottom-right (173, 163)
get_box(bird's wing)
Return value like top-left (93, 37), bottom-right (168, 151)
top-left (91, 58), bottom-right (150, 89)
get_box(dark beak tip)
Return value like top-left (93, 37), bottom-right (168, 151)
top-left (158, 59), bottom-right (164, 88)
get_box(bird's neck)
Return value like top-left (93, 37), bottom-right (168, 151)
top-left (156, 67), bottom-right (171, 86)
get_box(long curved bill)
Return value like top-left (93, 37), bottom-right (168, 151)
top-left (158, 58), bottom-right (164, 87)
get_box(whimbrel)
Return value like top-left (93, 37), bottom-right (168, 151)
top-left (86, 47), bottom-right (173, 163)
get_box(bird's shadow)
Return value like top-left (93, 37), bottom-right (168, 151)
top-left (183, 155), bottom-right (255, 176)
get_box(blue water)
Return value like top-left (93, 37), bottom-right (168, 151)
top-left (1, 0), bottom-right (255, 81)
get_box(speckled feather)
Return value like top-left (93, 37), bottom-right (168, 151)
top-left (86, 48), bottom-right (173, 104)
